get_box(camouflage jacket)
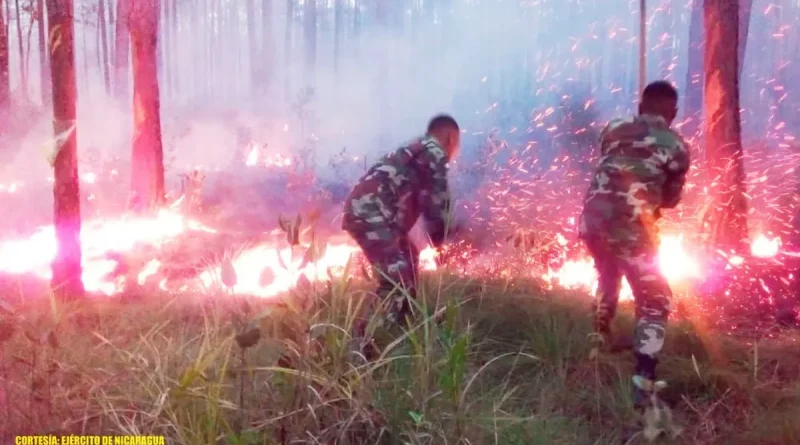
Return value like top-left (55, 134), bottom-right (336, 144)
top-left (342, 136), bottom-right (452, 245)
top-left (579, 114), bottom-right (690, 242)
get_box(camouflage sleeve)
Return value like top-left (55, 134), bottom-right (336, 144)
top-left (661, 135), bottom-right (691, 209)
top-left (598, 118), bottom-right (625, 155)
top-left (416, 141), bottom-right (452, 247)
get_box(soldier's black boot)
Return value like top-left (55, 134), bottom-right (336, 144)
top-left (632, 353), bottom-right (657, 409)
top-left (624, 353), bottom-right (682, 442)
top-left (588, 306), bottom-right (613, 359)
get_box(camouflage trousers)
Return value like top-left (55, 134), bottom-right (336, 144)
top-left (582, 233), bottom-right (672, 379)
top-left (346, 227), bottom-right (420, 326)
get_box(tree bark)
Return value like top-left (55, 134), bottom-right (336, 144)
top-left (683, 0), bottom-right (703, 139)
top-left (80, 12), bottom-right (87, 90)
top-left (98, 0), bottom-right (110, 94)
top-left (13, 0), bottom-right (25, 99)
top-left (0, 0), bottom-right (9, 114)
top-left (303, 0), bottom-right (315, 86)
top-left (333, 0), bottom-right (342, 76)
top-left (36, 0), bottom-right (50, 105)
top-left (113, 0), bottom-right (129, 100)
top-left (161, 0), bottom-right (169, 98)
top-left (246, 0), bottom-right (256, 87)
top-left (352, 0), bottom-right (360, 57)
top-left (260, 0), bottom-right (272, 91)
top-left (283, 0), bottom-right (292, 98)
top-left (376, 0), bottom-right (388, 142)
top-left (170, 0), bottom-right (176, 96)
top-left (738, 0), bottom-right (751, 76)
top-left (129, 0), bottom-right (165, 210)
top-left (45, 0), bottom-right (84, 298)
top-left (107, 0), bottom-right (114, 54)
top-left (702, 0), bottom-right (748, 253)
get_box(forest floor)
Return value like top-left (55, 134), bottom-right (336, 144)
top-left (1, 275), bottom-right (799, 445)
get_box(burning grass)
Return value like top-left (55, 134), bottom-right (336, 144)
top-left (1, 275), bottom-right (799, 444)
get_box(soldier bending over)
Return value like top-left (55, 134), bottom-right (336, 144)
top-left (342, 114), bottom-right (461, 327)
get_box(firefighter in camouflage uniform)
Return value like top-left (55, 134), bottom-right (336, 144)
top-left (342, 115), bottom-right (461, 326)
top-left (578, 81), bottom-right (691, 410)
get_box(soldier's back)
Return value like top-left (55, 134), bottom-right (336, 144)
top-left (342, 138), bottom-right (429, 231)
top-left (581, 115), bottom-right (684, 239)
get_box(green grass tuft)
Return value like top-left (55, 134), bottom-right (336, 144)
top-left (0, 274), bottom-right (798, 444)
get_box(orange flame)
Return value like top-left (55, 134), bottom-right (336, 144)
top-left (0, 206), bottom-right (784, 300)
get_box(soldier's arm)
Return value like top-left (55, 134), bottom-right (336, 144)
top-left (417, 145), bottom-right (452, 247)
top-left (661, 137), bottom-right (691, 209)
top-left (597, 122), bottom-right (613, 155)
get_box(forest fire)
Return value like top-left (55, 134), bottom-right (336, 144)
top-left (0, 201), bottom-right (784, 301)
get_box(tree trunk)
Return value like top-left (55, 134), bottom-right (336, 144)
top-left (352, 0), bottom-right (360, 57)
top-left (738, 0), bottom-right (751, 76)
top-left (36, 0), bottom-right (50, 105)
top-left (98, 0), bottom-right (110, 94)
top-left (246, 0), bottom-right (256, 87)
top-left (81, 14), bottom-right (88, 91)
top-left (13, 0), bottom-right (25, 100)
top-left (129, 0), bottom-right (165, 210)
top-left (376, 0), bottom-right (388, 142)
top-left (170, 0), bottom-right (176, 97)
top-left (283, 0), bottom-right (292, 98)
top-left (160, 0), bottom-right (168, 98)
top-left (260, 0), bottom-right (272, 92)
top-left (303, 0), bottom-right (315, 86)
top-left (113, 0), bottom-right (130, 100)
top-left (333, 0), bottom-right (342, 76)
top-left (683, 0), bottom-right (703, 140)
top-left (702, 0), bottom-right (748, 253)
top-left (45, 0), bottom-right (84, 298)
top-left (107, 0), bottom-right (114, 55)
top-left (0, 0), bottom-right (9, 114)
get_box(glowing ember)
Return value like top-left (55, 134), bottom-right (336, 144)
top-left (658, 234), bottom-right (702, 281)
top-left (0, 195), bottom-right (787, 303)
top-left (543, 234), bottom-right (699, 300)
top-left (543, 233), bottom-right (782, 300)
top-left (245, 144), bottom-right (292, 167)
top-left (199, 242), bottom-right (360, 297)
top-left (419, 246), bottom-right (438, 271)
top-left (0, 209), bottom-right (216, 295)
top-left (751, 234), bottom-right (781, 258)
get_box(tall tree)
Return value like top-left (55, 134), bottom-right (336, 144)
top-left (683, 0), bottom-right (703, 139)
top-left (98, 0), bottom-right (110, 94)
top-left (333, 0), bottom-right (342, 76)
top-left (376, 0), bottom-right (388, 141)
top-left (702, 0), bottom-right (748, 252)
top-left (13, 0), bottom-right (25, 99)
top-left (113, 0), bottom-right (129, 99)
top-left (283, 0), bottom-right (292, 97)
top-left (36, 0), bottom-right (50, 105)
top-left (738, 0), bottom-right (751, 75)
top-left (45, 0), bottom-right (84, 298)
top-left (129, 0), bottom-right (165, 209)
top-left (260, 0), bottom-right (272, 90)
top-left (303, 0), bottom-right (315, 85)
top-left (0, 0), bottom-right (9, 114)
top-left (246, 0), bottom-right (257, 87)
top-left (170, 0), bottom-right (176, 95)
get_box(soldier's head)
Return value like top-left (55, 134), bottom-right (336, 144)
top-left (427, 114), bottom-right (461, 160)
top-left (639, 81), bottom-right (679, 125)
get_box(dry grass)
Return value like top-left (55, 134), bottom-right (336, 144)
top-left (0, 274), bottom-right (799, 444)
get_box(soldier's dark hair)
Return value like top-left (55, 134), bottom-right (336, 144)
top-left (427, 114), bottom-right (460, 134)
top-left (642, 81), bottom-right (678, 105)
top-left (640, 81), bottom-right (678, 123)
